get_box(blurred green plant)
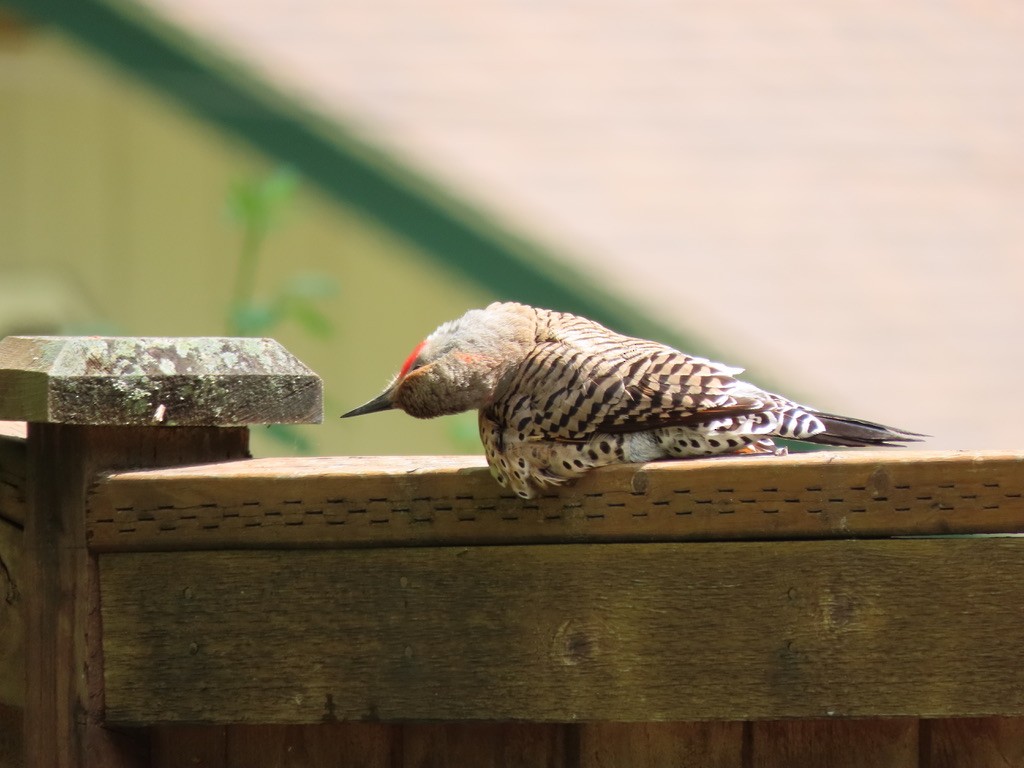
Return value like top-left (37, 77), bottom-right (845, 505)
top-left (447, 411), bottom-right (483, 454)
top-left (226, 167), bottom-right (338, 452)
top-left (226, 168), bottom-right (337, 338)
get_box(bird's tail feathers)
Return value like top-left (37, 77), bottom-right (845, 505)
top-left (806, 412), bottom-right (926, 448)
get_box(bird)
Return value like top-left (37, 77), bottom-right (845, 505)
top-left (342, 302), bottom-right (922, 499)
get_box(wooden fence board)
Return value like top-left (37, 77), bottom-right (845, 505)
top-left (101, 538), bottom-right (1024, 725)
top-left (401, 723), bottom-right (568, 768)
top-left (226, 724), bottom-right (396, 768)
top-left (23, 424), bottom-right (248, 768)
top-left (87, 451), bottom-right (1024, 552)
top-left (153, 724), bottom-right (566, 768)
top-left (578, 722), bottom-right (744, 768)
top-left (151, 726), bottom-right (225, 768)
top-left (0, 517), bottom-right (22, 708)
top-left (927, 717), bottom-right (1024, 768)
top-left (0, 703), bottom-right (22, 768)
top-left (0, 430), bottom-right (25, 719)
top-left (0, 432), bottom-right (25, 527)
top-left (750, 719), bottom-right (918, 767)
top-left (143, 719), bottom-right (1024, 768)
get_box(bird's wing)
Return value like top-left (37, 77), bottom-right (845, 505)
top-left (519, 335), bottom-right (767, 442)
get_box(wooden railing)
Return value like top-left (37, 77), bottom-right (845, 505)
top-left (1, 335), bottom-right (1023, 767)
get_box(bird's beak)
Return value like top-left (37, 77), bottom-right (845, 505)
top-left (341, 388), bottom-right (395, 418)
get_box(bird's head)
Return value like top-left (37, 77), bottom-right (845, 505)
top-left (341, 302), bottom-right (536, 420)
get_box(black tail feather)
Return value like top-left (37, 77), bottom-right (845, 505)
top-left (805, 412), bottom-right (926, 448)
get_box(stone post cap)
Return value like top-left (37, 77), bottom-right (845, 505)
top-left (0, 336), bottom-right (323, 426)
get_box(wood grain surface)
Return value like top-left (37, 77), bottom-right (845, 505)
top-left (87, 450), bottom-right (1024, 552)
top-left (107, 718), bottom-right (1024, 768)
top-left (400, 723), bottom-right (568, 768)
top-left (0, 517), bottom-right (22, 709)
top-left (579, 722), bottom-right (744, 767)
top-left (226, 724), bottom-right (397, 768)
top-left (101, 537), bottom-right (1024, 725)
top-left (0, 703), bottom-right (21, 768)
top-left (24, 425), bottom-right (248, 768)
top-left (0, 432), bottom-right (25, 527)
top-left (0, 336), bottom-right (321, 426)
top-left (926, 717), bottom-right (1024, 768)
top-left (750, 719), bottom-right (918, 767)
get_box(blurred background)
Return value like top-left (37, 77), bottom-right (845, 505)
top-left (1, 0), bottom-right (1023, 457)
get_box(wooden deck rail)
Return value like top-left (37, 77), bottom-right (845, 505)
top-left (89, 450), bottom-right (1024, 551)
top-left (2, 335), bottom-right (1024, 767)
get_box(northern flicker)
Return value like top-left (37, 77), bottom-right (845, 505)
top-left (342, 302), bottom-right (921, 498)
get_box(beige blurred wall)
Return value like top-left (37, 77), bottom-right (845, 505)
top-left (0, 29), bottom-right (496, 457)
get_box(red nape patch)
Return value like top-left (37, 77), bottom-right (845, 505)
top-left (399, 340), bottom-right (427, 378)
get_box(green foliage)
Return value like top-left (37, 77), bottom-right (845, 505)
top-left (226, 167), bottom-right (338, 453)
top-left (227, 273), bottom-right (338, 339)
top-left (226, 167), bottom-right (339, 339)
top-left (227, 166), bottom-right (299, 234)
top-left (446, 411), bottom-right (482, 453)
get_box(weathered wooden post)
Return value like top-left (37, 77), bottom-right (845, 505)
top-left (0, 336), bottom-right (321, 768)
top-left (0, 421), bottom-right (25, 768)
